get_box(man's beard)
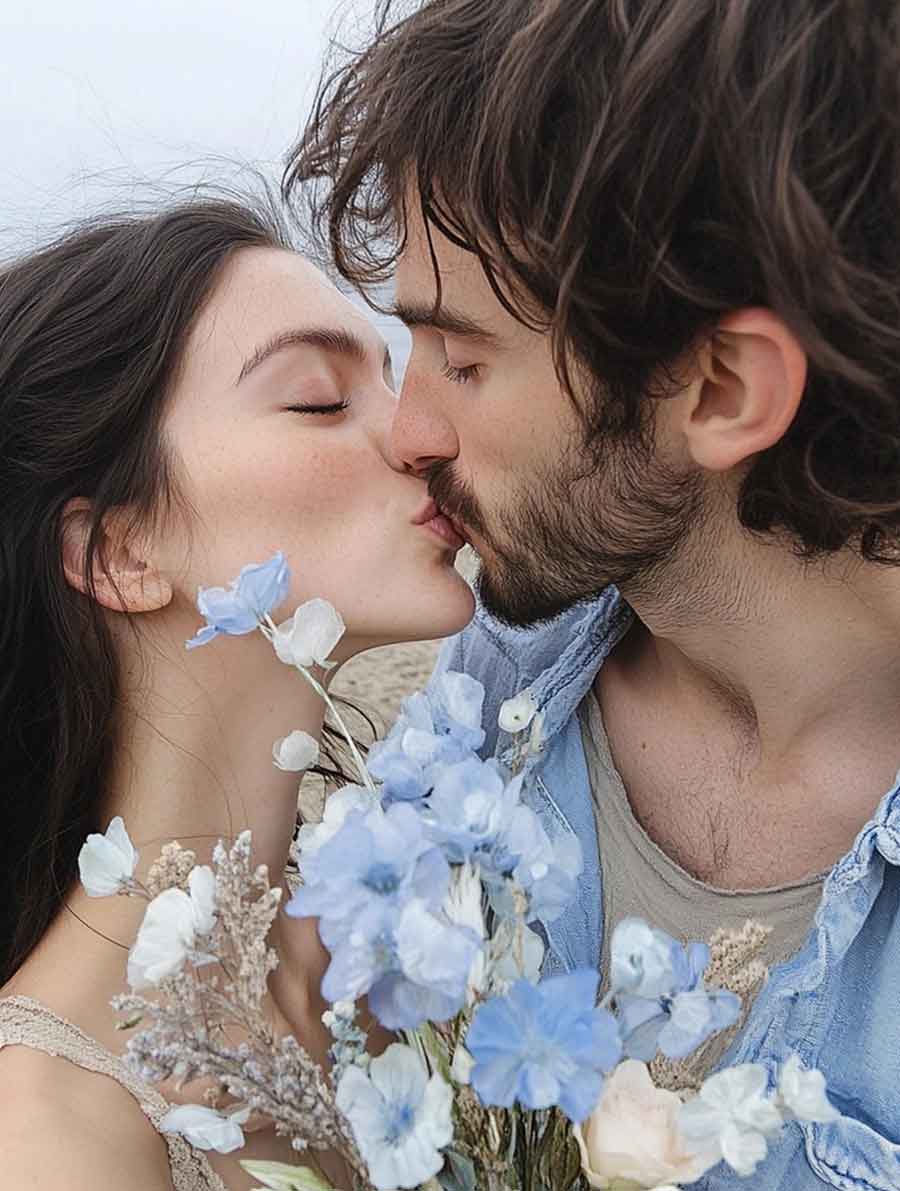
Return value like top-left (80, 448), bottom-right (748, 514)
top-left (426, 424), bottom-right (705, 627)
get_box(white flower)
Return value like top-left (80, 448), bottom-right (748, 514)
top-left (296, 785), bottom-right (374, 857)
top-left (574, 1061), bottom-right (719, 1189)
top-left (609, 918), bottom-right (679, 999)
top-left (273, 729), bottom-right (320, 773)
top-left (776, 1053), bottom-right (840, 1123)
top-left (394, 898), bottom-right (482, 996)
top-left (336, 1043), bottom-right (453, 1190)
top-left (438, 671), bottom-right (485, 734)
top-left (127, 865), bottom-right (217, 989)
top-left (498, 689), bottom-right (538, 734)
top-left (160, 1103), bottom-right (251, 1154)
top-left (273, 599), bottom-right (345, 670)
top-left (78, 816), bottom-right (139, 897)
top-left (679, 1064), bottom-right (784, 1177)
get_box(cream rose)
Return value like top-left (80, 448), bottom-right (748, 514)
top-left (573, 1061), bottom-right (718, 1190)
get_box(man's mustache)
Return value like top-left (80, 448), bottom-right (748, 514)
top-left (425, 460), bottom-right (487, 537)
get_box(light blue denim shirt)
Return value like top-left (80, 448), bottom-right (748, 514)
top-left (432, 588), bottom-right (900, 1191)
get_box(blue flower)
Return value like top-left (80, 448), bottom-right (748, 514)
top-left (429, 671), bottom-right (486, 753)
top-left (466, 970), bottom-right (622, 1122)
top-left (422, 757), bottom-right (522, 863)
top-left (608, 918), bottom-right (684, 999)
top-left (320, 898), bottom-right (481, 1030)
top-left (369, 673), bottom-right (486, 806)
top-left (507, 812), bottom-right (584, 924)
top-left (611, 921), bottom-right (742, 1061)
top-left (286, 803), bottom-right (449, 943)
top-left (414, 755), bottom-right (581, 925)
top-left (287, 802), bottom-right (481, 1029)
top-left (185, 552), bottom-right (290, 648)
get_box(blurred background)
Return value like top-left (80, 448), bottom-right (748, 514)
top-left (3, 2), bottom-right (352, 237)
top-left (0, 0), bottom-right (459, 760)
top-left (0, 1), bottom-right (410, 362)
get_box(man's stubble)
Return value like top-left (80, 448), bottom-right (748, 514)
top-left (427, 420), bottom-right (708, 628)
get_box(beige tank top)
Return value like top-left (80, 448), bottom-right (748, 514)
top-left (578, 692), bottom-right (826, 992)
top-left (0, 995), bottom-right (227, 1191)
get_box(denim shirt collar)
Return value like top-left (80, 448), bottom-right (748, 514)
top-left (769, 778), bottom-right (900, 1002)
top-left (510, 587), bottom-right (634, 781)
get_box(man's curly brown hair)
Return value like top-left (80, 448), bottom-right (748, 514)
top-left (286, 0), bottom-right (900, 563)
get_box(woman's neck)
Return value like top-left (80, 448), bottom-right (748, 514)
top-left (5, 625), bottom-right (331, 1053)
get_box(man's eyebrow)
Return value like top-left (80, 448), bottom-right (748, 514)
top-left (236, 326), bottom-right (373, 385)
top-left (391, 301), bottom-right (499, 345)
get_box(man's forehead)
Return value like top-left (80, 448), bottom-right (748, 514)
top-left (394, 222), bottom-right (515, 340)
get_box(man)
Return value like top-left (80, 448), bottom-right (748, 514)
top-left (286, 1), bottom-right (900, 1186)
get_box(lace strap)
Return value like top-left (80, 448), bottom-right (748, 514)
top-left (0, 995), bottom-right (227, 1190)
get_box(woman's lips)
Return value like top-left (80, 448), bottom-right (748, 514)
top-left (422, 511), bottom-right (466, 550)
top-left (412, 498), bottom-right (467, 550)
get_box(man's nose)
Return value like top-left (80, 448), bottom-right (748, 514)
top-left (390, 374), bottom-right (459, 476)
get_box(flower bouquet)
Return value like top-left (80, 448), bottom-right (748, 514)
top-left (79, 554), bottom-right (838, 1191)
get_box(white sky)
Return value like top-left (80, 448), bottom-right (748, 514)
top-left (0, 1), bottom-right (411, 361)
top-left (0, 0), bottom-right (370, 247)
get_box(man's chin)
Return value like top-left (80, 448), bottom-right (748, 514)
top-left (475, 564), bottom-right (596, 629)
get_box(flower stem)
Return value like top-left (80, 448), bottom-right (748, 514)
top-left (297, 668), bottom-right (376, 796)
top-left (259, 619), bottom-right (376, 795)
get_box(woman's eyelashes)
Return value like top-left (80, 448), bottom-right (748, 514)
top-left (285, 398), bottom-right (351, 416)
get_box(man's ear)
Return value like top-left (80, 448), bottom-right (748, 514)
top-left (684, 308), bottom-right (807, 472)
top-left (61, 499), bottom-right (173, 613)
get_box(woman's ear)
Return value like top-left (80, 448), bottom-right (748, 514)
top-left (61, 499), bottom-right (173, 613)
top-left (684, 308), bottom-right (807, 472)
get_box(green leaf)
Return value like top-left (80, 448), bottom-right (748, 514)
top-left (416, 1022), bottom-right (453, 1083)
top-left (240, 1159), bottom-right (336, 1191)
top-left (436, 1149), bottom-right (477, 1191)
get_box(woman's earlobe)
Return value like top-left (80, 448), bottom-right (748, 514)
top-left (61, 499), bottom-right (173, 614)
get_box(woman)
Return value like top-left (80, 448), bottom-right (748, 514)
top-left (0, 200), bottom-right (475, 1189)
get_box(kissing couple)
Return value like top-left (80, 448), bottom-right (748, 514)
top-left (1, 2), bottom-right (899, 1190)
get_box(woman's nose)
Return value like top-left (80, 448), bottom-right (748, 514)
top-left (390, 374), bottom-right (459, 477)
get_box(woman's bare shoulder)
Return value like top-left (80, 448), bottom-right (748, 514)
top-left (0, 1042), bottom-right (173, 1189)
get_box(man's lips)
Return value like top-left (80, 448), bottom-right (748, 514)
top-left (412, 499), bottom-right (468, 550)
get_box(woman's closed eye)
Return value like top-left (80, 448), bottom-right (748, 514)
top-left (285, 398), bottom-right (351, 416)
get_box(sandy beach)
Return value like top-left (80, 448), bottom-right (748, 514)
top-left (330, 638), bottom-right (444, 732)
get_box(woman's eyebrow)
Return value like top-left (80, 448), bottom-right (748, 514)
top-left (236, 326), bottom-right (372, 385)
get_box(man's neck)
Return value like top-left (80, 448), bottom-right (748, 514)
top-left (603, 542), bottom-right (900, 886)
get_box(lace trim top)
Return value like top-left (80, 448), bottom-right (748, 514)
top-left (0, 994), bottom-right (228, 1191)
